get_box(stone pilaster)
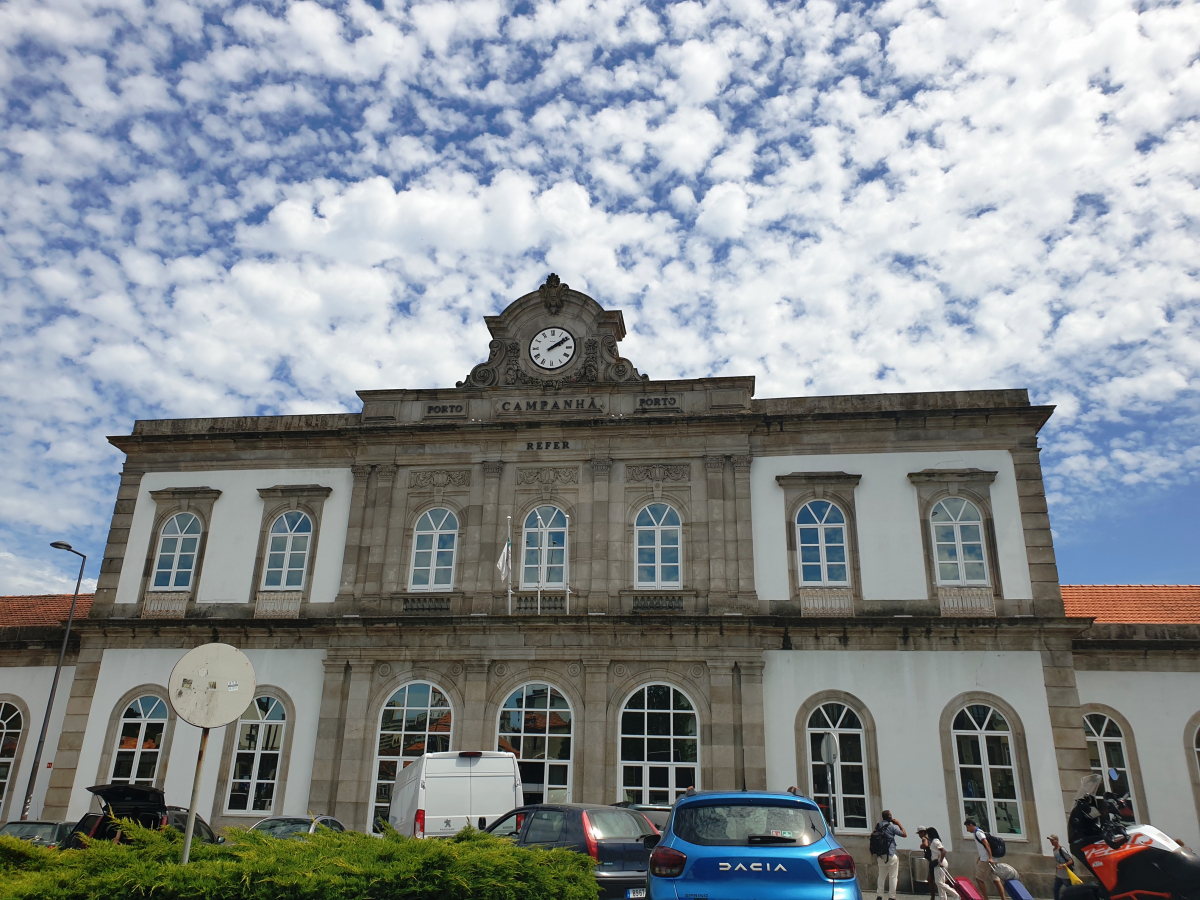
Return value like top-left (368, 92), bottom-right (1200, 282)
top-left (1041, 643), bottom-right (1093, 816)
top-left (738, 661), bottom-right (767, 790)
top-left (42, 643), bottom-right (104, 818)
top-left (363, 467), bottom-right (396, 596)
top-left (589, 459), bottom-right (612, 612)
top-left (1014, 443), bottom-right (1064, 617)
top-left (332, 661), bottom-right (376, 831)
top-left (732, 455), bottom-right (757, 607)
top-left (337, 466), bottom-right (372, 600)
top-left (704, 457), bottom-right (727, 606)
top-left (310, 658), bottom-right (350, 818)
top-left (473, 461), bottom-right (504, 613)
top-left (708, 662), bottom-right (736, 790)
top-left (92, 467), bottom-right (143, 616)
top-left (581, 660), bottom-right (610, 802)
top-left (461, 661), bottom-right (491, 751)
top-left (381, 467), bottom-right (410, 596)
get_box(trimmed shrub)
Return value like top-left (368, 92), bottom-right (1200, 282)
top-left (0, 824), bottom-right (599, 900)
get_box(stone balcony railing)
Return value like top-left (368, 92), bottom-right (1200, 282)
top-left (938, 586), bottom-right (996, 617)
top-left (254, 591), bottom-right (303, 619)
top-left (141, 592), bottom-right (189, 618)
top-left (798, 587), bottom-right (855, 617)
top-left (402, 595), bottom-right (452, 614)
top-left (513, 594), bottom-right (567, 614)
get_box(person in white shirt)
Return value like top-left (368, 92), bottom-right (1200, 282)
top-left (925, 827), bottom-right (960, 900)
top-left (965, 818), bottom-right (1006, 900)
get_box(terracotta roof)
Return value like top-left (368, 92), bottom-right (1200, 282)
top-left (1061, 585), bottom-right (1200, 624)
top-left (0, 594), bottom-right (95, 628)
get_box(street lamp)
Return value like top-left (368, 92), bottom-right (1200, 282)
top-left (20, 542), bottom-right (87, 821)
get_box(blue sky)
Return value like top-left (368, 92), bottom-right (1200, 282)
top-left (1, 0), bottom-right (1199, 593)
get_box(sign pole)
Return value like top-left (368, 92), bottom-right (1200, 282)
top-left (820, 732), bottom-right (838, 835)
top-left (180, 726), bottom-right (210, 865)
top-left (506, 516), bottom-right (512, 616)
top-left (564, 513), bottom-right (570, 615)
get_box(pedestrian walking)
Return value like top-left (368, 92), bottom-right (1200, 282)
top-left (926, 827), bottom-right (960, 900)
top-left (918, 828), bottom-right (936, 900)
top-left (869, 809), bottom-right (907, 900)
top-left (965, 819), bottom-right (1006, 900)
top-left (1048, 835), bottom-right (1072, 900)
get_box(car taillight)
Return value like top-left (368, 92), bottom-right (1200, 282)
top-left (414, 809), bottom-right (425, 839)
top-left (580, 811), bottom-right (599, 860)
top-left (649, 845), bottom-right (687, 877)
top-left (818, 848), bottom-right (856, 880)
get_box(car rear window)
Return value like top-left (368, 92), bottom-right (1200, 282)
top-left (588, 809), bottom-right (652, 839)
top-left (253, 818), bottom-right (312, 838)
top-left (525, 810), bottom-right (565, 843)
top-left (673, 802), bottom-right (827, 847)
top-left (0, 823), bottom-right (57, 842)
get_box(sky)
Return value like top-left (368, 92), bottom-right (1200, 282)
top-left (1, 0), bottom-right (1198, 595)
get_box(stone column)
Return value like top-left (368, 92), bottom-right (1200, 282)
top-left (704, 457), bottom-right (728, 606)
top-left (43, 642), bottom-right (105, 818)
top-left (472, 461), bottom-right (504, 614)
top-left (363, 466), bottom-right (396, 597)
top-left (461, 661), bottom-right (491, 751)
top-left (337, 466), bottom-right (372, 600)
top-left (732, 455), bottom-right (757, 606)
top-left (581, 660), bottom-right (610, 803)
top-left (738, 661), bottom-right (767, 790)
top-left (708, 662), bottom-right (736, 790)
top-left (332, 660), bottom-right (376, 831)
top-left (589, 459), bottom-right (612, 613)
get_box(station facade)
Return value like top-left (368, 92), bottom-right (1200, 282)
top-left (2, 277), bottom-right (1199, 891)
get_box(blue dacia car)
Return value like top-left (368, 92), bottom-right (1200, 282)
top-left (645, 790), bottom-right (861, 900)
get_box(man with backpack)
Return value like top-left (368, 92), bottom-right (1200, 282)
top-left (965, 818), bottom-right (1007, 900)
top-left (870, 810), bottom-right (907, 900)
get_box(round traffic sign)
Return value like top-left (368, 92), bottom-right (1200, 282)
top-left (168, 644), bottom-right (257, 728)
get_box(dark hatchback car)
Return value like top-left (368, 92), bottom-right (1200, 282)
top-left (0, 821), bottom-right (76, 848)
top-left (487, 803), bottom-right (659, 899)
top-left (63, 783), bottom-right (221, 848)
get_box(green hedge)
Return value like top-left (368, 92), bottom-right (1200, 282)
top-left (0, 824), bottom-right (599, 900)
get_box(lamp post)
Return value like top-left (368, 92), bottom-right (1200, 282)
top-left (20, 541), bottom-right (86, 821)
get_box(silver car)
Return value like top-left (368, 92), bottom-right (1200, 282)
top-left (250, 815), bottom-right (347, 838)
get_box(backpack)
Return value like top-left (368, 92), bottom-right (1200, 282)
top-left (869, 822), bottom-right (891, 857)
top-left (978, 829), bottom-right (1007, 858)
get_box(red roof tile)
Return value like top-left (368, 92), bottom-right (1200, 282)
top-left (1061, 585), bottom-right (1200, 624)
top-left (0, 594), bottom-right (95, 628)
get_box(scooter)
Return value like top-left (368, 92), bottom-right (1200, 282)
top-left (1062, 771), bottom-right (1200, 900)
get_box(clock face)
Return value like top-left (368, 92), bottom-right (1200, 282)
top-left (529, 327), bottom-right (576, 370)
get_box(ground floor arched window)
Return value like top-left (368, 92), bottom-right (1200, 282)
top-left (952, 704), bottom-right (1023, 835)
top-left (371, 682), bottom-right (452, 831)
top-left (619, 684), bottom-right (698, 805)
top-left (1084, 712), bottom-right (1137, 823)
top-left (497, 683), bottom-right (572, 804)
top-left (806, 702), bottom-right (868, 830)
top-left (0, 702), bottom-right (22, 809)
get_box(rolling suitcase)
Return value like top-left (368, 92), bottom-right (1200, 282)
top-left (954, 877), bottom-right (984, 900)
top-left (1005, 880), bottom-right (1034, 900)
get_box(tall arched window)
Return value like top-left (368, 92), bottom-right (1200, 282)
top-left (796, 500), bottom-right (849, 585)
top-left (371, 682), bottom-right (452, 831)
top-left (807, 702), bottom-right (868, 830)
top-left (619, 684), bottom-right (698, 805)
top-left (522, 506), bottom-right (567, 589)
top-left (226, 696), bottom-right (286, 814)
top-left (1084, 713), bottom-right (1137, 823)
top-left (111, 696), bottom-right (168, 786)
top-left (953, 704), bottom-right (1022, 835)
top-left (410, 508), bottom-right (458, 591)
top-left (497, 683), bottom-right (572, 805)
top-left (0, 702), bottom-right (23, 808)
top-left (932, 498), bottom-right (989, 585)
top-left (263, 511), bottom-right (312, 589)
top-left (153, 513), bottom-right (202, 590)
top-left (636, 503), bottom-right (682, 588)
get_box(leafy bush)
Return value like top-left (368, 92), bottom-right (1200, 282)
top-left (0, 823), bottom-right (599, 900)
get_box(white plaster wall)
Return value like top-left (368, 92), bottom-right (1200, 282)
top-left (0, 665), bottom-right (74, 821)
top-left (68, 648), bottom-right (326, 823)
top-left (762, 650), bottom-right (1063, 858)
top-left (115, 468), bottom-right (353, 605)
top-left (1075, 669), bottom-right (1200, 849)
top-left (751, 450), bottom-right (1031, 602)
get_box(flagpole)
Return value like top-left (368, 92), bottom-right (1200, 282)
top-left (564, 513), bottom-right (570, 616)
top-left (506, 516), bottom-right (512, 616)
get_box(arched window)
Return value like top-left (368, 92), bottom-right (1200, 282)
top-left (371, 682), bottom-right (452, 831)
top-left (636, 503), bottom-right (682, 588)
top-left (0, 702), bottom-right (23, 808)
top-left (497, 683), bottom-right (572, 804)
top-left (807, 702), bottom-right (868, 830)
top-left (1084, 713), bottom-right (1137, 823)
top-left (796, 501), bottom-right (849, 586)
top-left (522, 506), bottom-right (567, 589)
top-left (932, 498), bottom-right (989, 585)
top-left (153, 513), bottom-right (202, 590)
top-left (226, 696), bottom-right (286, 814)
top-left (619, 685), bottom-right (698, 805)
top-left (111, 696), bottom-right (168, 786)
top-left (410, 508), bottom-right (458, 591)
top-left (952, 704), bottom-right (1022, 835)
top-left (263, 511), bottom-right (312, 590)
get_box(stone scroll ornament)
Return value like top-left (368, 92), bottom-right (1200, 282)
top-left (626, 464), bottom-right (690, 483)
top-left (516, 467), bottom-right (579, 485)
top-left (409, 470), bottom-right (472, 489)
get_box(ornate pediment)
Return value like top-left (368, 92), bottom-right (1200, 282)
top-left (457, 275), bottom-right (647, 390)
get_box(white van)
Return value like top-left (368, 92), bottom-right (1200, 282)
top-left (388, 750), bottom-right (522, 838)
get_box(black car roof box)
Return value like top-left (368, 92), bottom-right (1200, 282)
top-left (87, 783), bottom-right (167, 817)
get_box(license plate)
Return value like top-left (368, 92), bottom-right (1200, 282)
top-left (627, 890), bottom-right (646, 899)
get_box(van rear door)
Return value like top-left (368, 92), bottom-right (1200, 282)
top-left (469, 754), bottom-right (521, 830)
top-left (423, 755), bottom-right (473, 837)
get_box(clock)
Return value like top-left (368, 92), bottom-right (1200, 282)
top-left (529, 327), bottom-right (576, 370)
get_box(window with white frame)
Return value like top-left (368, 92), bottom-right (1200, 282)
top-left (498, 683), bottom-right (572, 805)
top-left (807, 702), bottom-right (868, 830)
top-left (796, 501), bottom-right (849, 586)
top-left (262, 511), bottom-right (312, 590)
top-left (953, 704), bottom-right (1022, 835)
top-left (152, 513), bottom-right (202, 590)
top-left (1084, 713), bottom-right (1137, 823)
top-left (111, 696), bottom-right (169, 786)
top-left (932, 498), bottom-right (989, 585)
top-left (635, 503), bottom-right (681, 588)
top-left (371, 682), bottom-right (452, 832)
top-left (226, 696), bottom-right (286, 814)
top-left (409, 508), bottom-right (458, 591)
top-left (619, 685), bottom-right (698, 805)
top-left (0, 702), bottom-right (23, 808)
top-left (522, 506), bottom-right (567, 589)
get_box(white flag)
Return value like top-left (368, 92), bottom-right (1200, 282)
top-left (496, 540), bottom-right (511, 581)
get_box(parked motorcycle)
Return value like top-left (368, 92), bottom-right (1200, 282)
top-left (1062, 771), bottom-right (1200, 900)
